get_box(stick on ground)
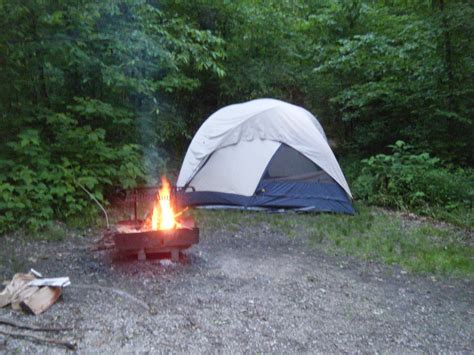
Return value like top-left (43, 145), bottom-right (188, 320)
top-left (0, 317), bottom-right (73, 332)
top-left (89, 243), bottom-right (115, 252)
top-left (0, 330), bottom-right (77, 350)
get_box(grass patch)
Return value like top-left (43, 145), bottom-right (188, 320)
top-left (36, 223), bottom-right (67, 242)
top-left (309, 205), bottom-right (473, 277)
top-left (66, 210), bottom-right (106, 230)
top-left (193, 208), bottom-right (301, 237)
top-left (194, 204), bottom-right (473, 278)
top-left (428, 207), bottom-right (474, 229)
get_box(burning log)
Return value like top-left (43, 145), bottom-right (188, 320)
top-left (108, 177), bottom-right (199, 261)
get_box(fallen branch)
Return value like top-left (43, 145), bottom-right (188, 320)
top-left (75, 180), bottom-right (109, 229)
top-left (89, 243), bottom-right (115, 252)
top-left (71, 284), bottom-right (150, 311)
top-left (0, 329), bottom-right (77, 351)
top-left (92, 229), bottom-right (115, 245)
top-left (89, 229), bottom-right (115, 251)
top-left (91, 234), bottom-right (106, 244)
top-left (0, 317), bottom-right (73, 332)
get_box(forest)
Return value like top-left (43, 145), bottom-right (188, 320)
top-left (0, 0), bottom-right (473, 232)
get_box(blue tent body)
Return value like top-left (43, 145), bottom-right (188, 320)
top-left (178, 143), bottom-right (354, 214)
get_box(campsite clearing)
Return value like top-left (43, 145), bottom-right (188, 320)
top-left (0, 208), bottom-right (472, 353)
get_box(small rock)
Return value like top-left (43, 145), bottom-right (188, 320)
top-left (160, 259), bottom-right (174, 267)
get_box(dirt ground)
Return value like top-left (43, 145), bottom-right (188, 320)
top-left (0, 216), bottom-right (473, 353)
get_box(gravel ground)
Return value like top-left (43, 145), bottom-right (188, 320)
top-left (0, 218), bottom-right (473, 353)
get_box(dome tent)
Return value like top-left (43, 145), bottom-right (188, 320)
top-left (177, 98), bottom-right (354, 214)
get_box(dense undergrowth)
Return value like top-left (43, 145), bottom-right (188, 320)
top-left (343, 141), bottom-right (473, 228)
top-left (0, 127), bottom-right (145, 233)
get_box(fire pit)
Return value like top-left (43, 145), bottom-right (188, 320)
top-left (109, 178), bottom-right (199, 261)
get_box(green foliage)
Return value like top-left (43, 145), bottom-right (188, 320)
top-left (172, 0), bottom-right (473, 163)
top-left (0, 122), bottom-right (145, 233)
top-left (0, 0), bottom-right (226, 233)
top-left (353, 141), bottom-right (473, 226)
top-left (0, 0), bottom-right (473, 234)
top-left (36, 223), bottom-right (67, 242)
top-left (311, 1), bottom-right (474, 162)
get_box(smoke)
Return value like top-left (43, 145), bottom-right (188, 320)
top-left (136, 102), bottom-right (167, 186)
top-left (103, 2), bottom-right (169, 186)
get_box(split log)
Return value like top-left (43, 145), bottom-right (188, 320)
top-left (20, 287), bottom-right (62, 315)
top-left (11, 286), bottom-right (39, 310)
top-left (0, 273), bottom-right (36, 308)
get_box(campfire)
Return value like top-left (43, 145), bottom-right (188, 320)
top-left (141, 177), bottom-right (188, 231)
top-left (151, 177), bottom-right (176, 230)
top-left (110, 177), bottom-right (199, 261)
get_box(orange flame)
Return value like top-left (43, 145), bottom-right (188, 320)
top-left (151, 177), bottom-right (176, 230)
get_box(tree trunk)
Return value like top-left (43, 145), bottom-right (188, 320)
top-left (30, 10), bottom-right (50, 106)
top-left (437, 0), bottom-right (454, 109)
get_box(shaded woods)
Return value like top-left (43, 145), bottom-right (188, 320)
top-left (0, 0), bottom-right (473, 232)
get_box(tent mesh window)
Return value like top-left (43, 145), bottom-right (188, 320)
top-left (262, 144), bottom-right (335, 183)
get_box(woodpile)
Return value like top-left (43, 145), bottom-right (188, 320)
top-left (0, 269), bottom-right (70, 315)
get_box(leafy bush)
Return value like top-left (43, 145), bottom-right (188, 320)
top-left (0, 123), bottom-right (145, 234)
top-left (353, 141), bottom-right (474, 224)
